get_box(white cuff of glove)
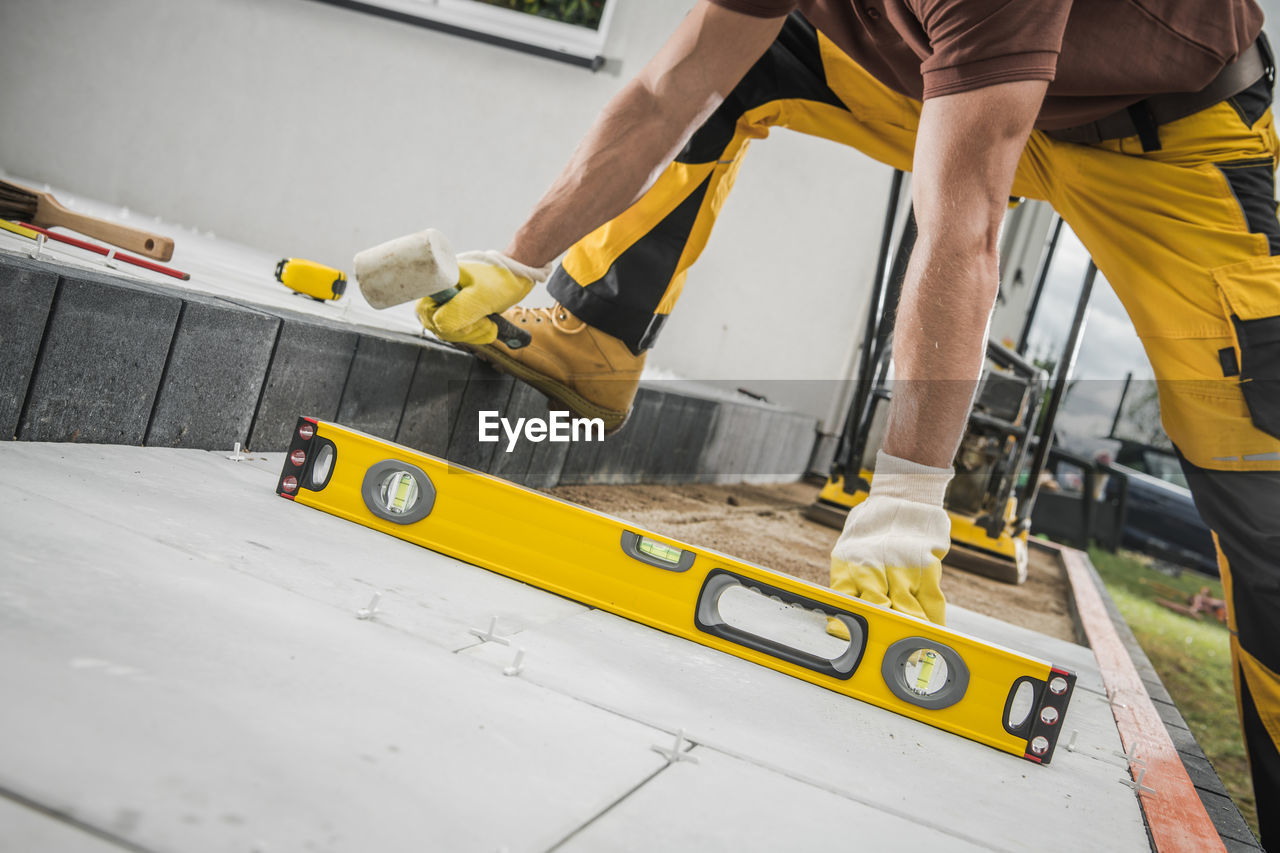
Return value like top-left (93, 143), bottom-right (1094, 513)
top-left (865, 450), bottom-right (953, 506)
top-left (829, 450), bottom-right (953, 624)
top-left (456, 249), bottom-right (555, 284)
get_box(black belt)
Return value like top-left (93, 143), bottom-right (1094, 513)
top-left (1045, 36), bottom-right (1271, 150)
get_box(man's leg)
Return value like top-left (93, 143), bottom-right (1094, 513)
top-left (468, 14), bottom-right (927, 429)
top-left (548, 18), bottom-right (925, 352)
top-left (1047, 76), bottom-right (1280, 848)
top-left (1180, 461), bottom-right (1280, 849)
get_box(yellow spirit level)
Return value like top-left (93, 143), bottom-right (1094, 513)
top-left (275, 258), bottom-right (347, 301)
top-left (277, 418), bottom-right (1077, 764)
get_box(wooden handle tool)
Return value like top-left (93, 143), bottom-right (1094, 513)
top-left (0, 179), bottom-right (175, 261)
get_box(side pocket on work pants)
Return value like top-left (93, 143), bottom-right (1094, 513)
top-left (1213, 254), bottom-right (1280, 442)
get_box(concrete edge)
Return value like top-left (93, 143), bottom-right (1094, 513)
top-left (0, 250), bottom-right (819, 487)
top-left (1040, 540), bottom-right (1261, 852)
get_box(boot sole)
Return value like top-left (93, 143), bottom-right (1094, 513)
top-left (465, 343), bottom-right (632, 435)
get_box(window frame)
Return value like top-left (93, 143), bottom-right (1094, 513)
top-left (313, 0), bottom-right (619, 69)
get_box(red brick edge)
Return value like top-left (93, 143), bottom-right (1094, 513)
top-left (1055, 544), bottom-right (1225, 852)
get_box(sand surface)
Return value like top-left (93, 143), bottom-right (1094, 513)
top-left (549, 480), bottom-right (1078, 643)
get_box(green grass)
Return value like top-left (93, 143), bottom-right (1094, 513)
top-left (1088, 548), bottom-right (1257, 836)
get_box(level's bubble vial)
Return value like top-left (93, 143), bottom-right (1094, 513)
top-left (298, 422), bottom-right (316, 441)
top-left (1049, 676), bottom-right (1069, 695)
top-left (620, 530), bottom-right (694, 572)
top-left (637, 536), bottom-right (683, 565)
top-left (378, 471), bottom-right (421, 515)
top-left (1040, 706), bottom-right (1060, 726)
top-left (290, 449), bottom-right (307, 467)
top-left (281, 475), bottom-right (298, 493)
top-left (1030, 736), bottom-right (1050, 756)
top-left (903, 648), bottom-right (948, 696)
top-left (882, 638), bottom-right (969, 710)
top-left (359, 460), bottom-right (436, 524)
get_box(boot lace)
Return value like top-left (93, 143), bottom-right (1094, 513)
top-left (508, 304), bottom-right (584, 335)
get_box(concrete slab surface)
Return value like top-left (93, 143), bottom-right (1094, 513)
top-left (0, 797), bottom-right (126, 853)
top-left (463, 609), bottom-right (1146, 853)
top-left (0, 442), bottom-right (1152, 852)
top-left (557, 748), bottom-right (993, 853)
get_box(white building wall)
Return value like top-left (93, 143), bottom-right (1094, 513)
top-left (0, 0), bottom-right (896, 426)
top-left (7, 0), bottom-right (1276, 427)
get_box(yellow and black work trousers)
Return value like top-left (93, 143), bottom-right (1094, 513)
top-left (546, 14), bottom-right (1280, 845)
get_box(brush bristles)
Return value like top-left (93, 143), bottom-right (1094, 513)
top-left (0, 182), bottom-right (39, 222)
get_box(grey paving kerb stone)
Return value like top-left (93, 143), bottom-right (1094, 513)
top-left (0, 260), bottom-right (58, 439)
top-left (21, 273), bottom-right (180, 444)
top-left (147, 301), bottom-right (280, 449)
top-left (0, 251), bottom-right (819, 485)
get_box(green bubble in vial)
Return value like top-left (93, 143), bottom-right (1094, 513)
top-left (380, 472), bottom-right (419, 514)
top-left (638, 537), bottom-right (683, 564)
top-left (914, 650), bottom-right (938, 691)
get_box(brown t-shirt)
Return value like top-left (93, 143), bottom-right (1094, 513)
top-left (708, 0), bottom-right (1264, 129)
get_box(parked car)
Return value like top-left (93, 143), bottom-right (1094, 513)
top-left (1046, 437), bottom-right (1218, 575)
top-left (1108, 439), bottom-right (1218, 575)
top-left (1108, 462), bottom-right (1218, 575)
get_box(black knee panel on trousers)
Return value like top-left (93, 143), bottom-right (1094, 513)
top-left (548, 13), bottom-right (849, 353)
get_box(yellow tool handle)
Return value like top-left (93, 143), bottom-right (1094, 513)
top-left (0, 219), bottom-right (39, 239)
top-left (428, 286), bottom-right (531, 349)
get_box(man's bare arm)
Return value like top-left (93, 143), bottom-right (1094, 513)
top-left (882, 79), bottom-right (1048, 468)
top-left (505, 2), bottom-right (785, 267)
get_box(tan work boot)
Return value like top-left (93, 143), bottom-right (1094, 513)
top-left (465, 304), bottom-right (645, 433)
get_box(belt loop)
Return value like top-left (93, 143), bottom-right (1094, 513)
top-left (1127, 102), bottom-right (1162, 152)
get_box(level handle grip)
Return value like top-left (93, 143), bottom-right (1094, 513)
top-left (1001, 668), bottom-right (1076, 763)
top-left (428, 286), bottom-right (531, 350)
top-left (694, 570), bottom-right (867, 680)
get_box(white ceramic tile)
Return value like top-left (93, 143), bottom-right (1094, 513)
top-left (0, 443), bottom-right (1150, 852)
top-left (948, 607), bottom-right (1105, 697)
top-left (0, 450), bottom-right (670, 853)
top-left (0, 798), bottom-right (126, 853)
top-left (0, 443), bottom-right (586, 654)
top-left (558, 747), bottom-right (995, 853)
top-left (464, 609), bottom-right (1149, 853)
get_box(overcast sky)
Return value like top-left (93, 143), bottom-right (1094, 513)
top-left (1019, 225), bottom-right (1157, 443)
top-left (1012, 0), bottom-right (1280, 444)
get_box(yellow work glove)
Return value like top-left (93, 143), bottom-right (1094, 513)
top-left (415, 250), bottom-right (553, 345)
top-left (828, 450), bottom-right (952, 635)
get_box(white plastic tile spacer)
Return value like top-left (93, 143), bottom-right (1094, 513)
top-left (1119, 766), bottom-right (1157, 796)
top-left (651, 729), bottom-right (699, 765)
top-left (226, 442), bottom-right (246, 462)
top-left (356, 591), bottom-right (382, 620)
top-left (29, 233), bottom-right (45, 259)
top-left (1065, 729), bottom-right (1080, 753)
top-left (104, 248), bottom-right (119, 270)
top-left (1114, 743), bottom-right (1146, 767)
top-left (468, 616), bottom-right (511, 647)
top-left (503, 648), bottom-right (525, 677)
